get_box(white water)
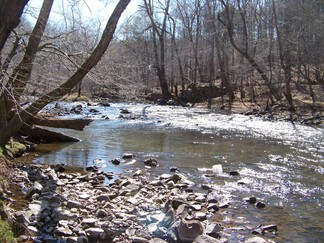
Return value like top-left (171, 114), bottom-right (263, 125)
top-left (36, 102), bottom-right (324, 242)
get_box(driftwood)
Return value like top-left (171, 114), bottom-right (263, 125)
top-left (20, 125), bottom-right (80, 143)
top-left (29, 117), bottom-right (93, 131)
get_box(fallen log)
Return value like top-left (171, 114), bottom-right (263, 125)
top-left (19, 125), bottom-right (80, 143)
top-left (29, 116), bottom-right (93, 131)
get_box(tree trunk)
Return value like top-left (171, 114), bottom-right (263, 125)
top-left (272, 0), bottom-right (294, 111)
top-left (29, 117), bottom-right (93, 131)
top-left (19, 125), bottom-right (80, 143)
top-left (0, 0), bottom-right (131, 147)
top-left (218, 0), bottom-right (282, 101)
top-left (143, 0), bottom-right (171, 101)
top-left (5, 0), bottom-right (54, 113)
top-left (0, 0), bottom-right (28, 52)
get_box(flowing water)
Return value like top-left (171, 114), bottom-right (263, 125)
top-left (26, 102), bottom-right (323, 242)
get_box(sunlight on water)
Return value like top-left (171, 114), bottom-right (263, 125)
top-left (33, 102), bottom-right (324, 242)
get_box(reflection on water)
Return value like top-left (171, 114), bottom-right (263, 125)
top-left (26, 102), bottom-right (323, 242)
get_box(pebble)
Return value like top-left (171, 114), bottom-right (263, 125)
top-left (8, 163), bottom-right (277, 243)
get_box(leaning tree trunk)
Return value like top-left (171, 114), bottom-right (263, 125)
top-left (0, 0), bottom-right (28, 52)
top-left (4, 0), bottom-right (54, 114)
top-left (218, 0), bottom-right (282, 101)
top-left (0, 0), bottom-right (29, 130)
top-left (0, 0), bottom-right (131, 147)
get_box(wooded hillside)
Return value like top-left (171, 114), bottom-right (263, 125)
top-left (0, 0), bottom-right (323, 146)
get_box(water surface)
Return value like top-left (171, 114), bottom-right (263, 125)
top-left (29, 102), bottom-right (324, 242)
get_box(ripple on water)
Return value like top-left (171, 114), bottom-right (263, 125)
top-left (37, 102), bottom-right (324, 242)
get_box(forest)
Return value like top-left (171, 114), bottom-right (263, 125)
top-left (0, 0), bottom-right (323, 147)
top-left (0, 1), bottom-right (323, 242)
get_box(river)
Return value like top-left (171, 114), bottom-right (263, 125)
top-left (28, 102), bottom-right (324, 242)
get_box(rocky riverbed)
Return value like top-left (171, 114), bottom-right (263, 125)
top-left (3, 161), bottom-right (279, 243)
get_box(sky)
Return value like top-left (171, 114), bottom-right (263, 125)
top-left (26, 0), bottom-right (140, 27)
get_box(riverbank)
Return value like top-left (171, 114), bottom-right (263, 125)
top-left (5, 162), bottom-right (278, 243)
top-left (1, 99), bottom-right (323, 242)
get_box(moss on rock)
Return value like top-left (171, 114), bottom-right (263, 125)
top-left (5, 140), bottom-right (27, 158)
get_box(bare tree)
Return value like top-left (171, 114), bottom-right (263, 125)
top-left (206, 0), bottom-right (234, 108)
top-left (0, 0), bottom-right (131, 147)
top-left (218, 0), bottom-right (282, 101)
top-left (143, 0), bottom-right (172, 101)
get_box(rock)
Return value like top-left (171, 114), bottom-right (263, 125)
top-left (170, 199), bottom-right (187, 210)
top-left (85, 166), bottom-right (99, 172)
top-left (244, 196), bottom-right (257, 204)
top-left (170, 174), bottom-right (182, 183)
top-left (79, 193), bottom-right (91, 200)
top-left (70, 105), bottom-right (83, 114)
top-left (262, 224), bottom-right (278, 232)
top-left (122, 153), bottom-right (133, 159)
top-left (252, 228), bottom-right (263, 235)
top-left (26, 226), bottom-right (38, 236)
top-left (150, 180), bottom-right (163, 186)
top-left (67, 200), bottom-right (83, 209)
top-left (205, 223), bottom-right (222, 237)
top-left (194, 212), bottom-right (207, 221)
top-left (144, 158), bottom-right (158, 167)
top-left (203, 173), bottom-right (215, 178)
top-left (237, 178), bottom-right (252, 185)
top-left (256, 202), bottom-right (266, 208)
top-left (229, 171), bottom-right (240, 176)
top-left (52, 207), bottom-right (76, 221)
top-left (14, 211), bottom-right (30, 228)
top-left (95, 174), bottom-right (106, 181)
top-left (195, 196), bottom-right (206, 203)
top-left (82, 218), bottom-right (97, 225)
top-left (149, 238), bottom-right (168, 243)
top-left (159, 174), bottom-right (172, 180)
top-left (120, 108), bottom-right (131, 114)
top-left (104, 172), bottom-right (114, 180)
top-left (96, 209), bottom-right (108, 218)
top-left (193, 234), bottom-right (222, 243)
top-left (177, 219), bottom-right (204, 242)
top-left (98, 102), bottom-right (110, 107)
top-left (207, 203), bottom-right (219, 212)
top-left (25, 181), bottom-right (43, 200)
top-left (219, 203), bottom-right (229, 209)
top-left (130, 237), bottom-right (149, 243)
top-left (56, 226), bottom-right (74, 236)
top-left (89, 108), bottom-right (99, 113)
top-left (77, 236), bottom-right (89, 243)
top-left (201, 184), bottom-right (213, 190)
top-left (133, 170), bottom-right (144, 177)
top-left (170, 167), bottom-right (179, 172)
top-left (190, 204), bottom-right (202, 211)
top-left (167, 99), bottom-right (179, 106)
top-left (166, 181), bottom-right (174, 188)
top-left (28, 200), bottom-right (50, 213)
top-left (207, 198), bottom-right (218, 204)
top-left (159, 208), bottom-right (175, 228)
top-left (120, 184), bottom-right (141, 196)
top-left (54, 164), bottom-right (66, 173)
top-left (245, 236), bottom-right (267, 243)
top-left (17, 235), bottom-right (31, 242)
top-left (212, 164), bottom-right (223, 174)
top-left (156, 99), bottom-right (167, 105)
top-left (85, 227), bottom-right (104, 239)
top-left (111, 158), bottom-right (121, 165)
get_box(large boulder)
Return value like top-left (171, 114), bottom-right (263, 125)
top-left (177, 219), bottom-right (204, 242)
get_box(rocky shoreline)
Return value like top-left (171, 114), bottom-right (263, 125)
top-left (3, 162), bottom-right (278, 243)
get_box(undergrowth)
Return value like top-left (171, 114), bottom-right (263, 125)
top-left (0, 148), bottom-right (15, 242)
